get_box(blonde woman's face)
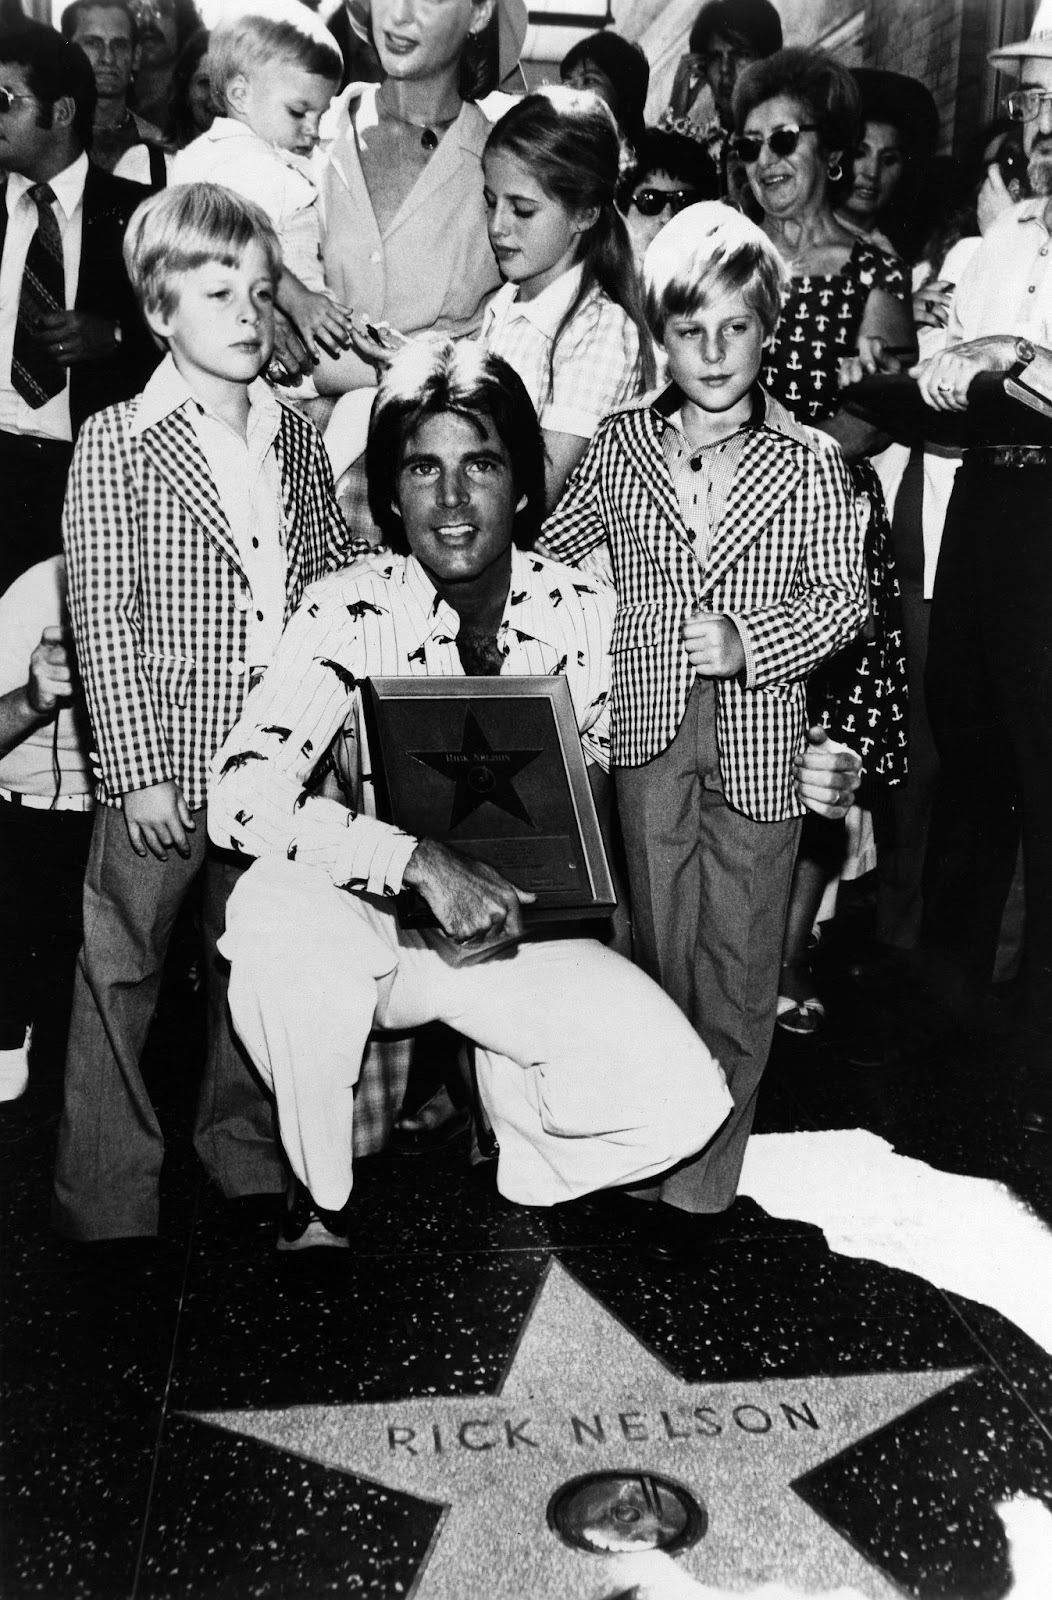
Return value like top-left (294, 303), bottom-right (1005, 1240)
top-left (370, 0), bottom-right (492, 83)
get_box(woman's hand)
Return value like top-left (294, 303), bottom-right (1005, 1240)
top-left (347, 315), bottom-right (408, 373)
top-left (913, 279), bottom-right (954, 331)
top-left (838, 335), bottom-right (907, 389)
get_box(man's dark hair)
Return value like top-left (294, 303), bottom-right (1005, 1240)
top-left (0, 22), bottom-right (97, 151)
top-left (689, 0), bottom-right (782, 60)
top-left (366, 338), bottom-right (547, 554)
top-left (60, 0), bottom-right (138, 51)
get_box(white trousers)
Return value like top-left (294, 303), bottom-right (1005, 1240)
top-left (220, 859), bottom-right (732, 1210)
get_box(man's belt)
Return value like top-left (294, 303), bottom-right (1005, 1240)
top-left (967, 444), bottom-right (1052, 468)
top-left (0, 784), bottom-right (94, 812)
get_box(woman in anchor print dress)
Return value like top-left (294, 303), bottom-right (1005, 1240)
top-left (733, 47), bottom-right (913, 1032)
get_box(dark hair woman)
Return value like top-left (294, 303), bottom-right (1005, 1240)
top-left (837, 68), bottom-right (940, 263)
top-left (732, 46), bottom-right (915, 1034)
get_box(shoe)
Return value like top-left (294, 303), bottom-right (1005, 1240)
top-left (775, 994), bottom-right (826, 1036)
top-left (643, 1202), bottom-right (735, 1264)
top-left (1019, 1103), bottom-right (1052, 1136)
top-left (276, 1179), bottom-right (350, 1251)
top-left (389, 1105), bottom-right (471, 1155)
top-left (0, 1026), bottom-right (30, 1102)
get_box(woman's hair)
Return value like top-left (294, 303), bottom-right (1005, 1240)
top-left (642, 200), bottom-right (787, 341)
top-left (732, 46), bottom-right (861, 160)
top-left (617, 126), bottom-right (720, 210)
top-left (560, 30), bottom-right (649, 153)
top-left (484, 86), bottom-right (656, 396)
top-left (366, 338), bottom-right (547, 553)
top-left (688, 0), bottom-right (782, 60)
top-left (169, 26), bottom-right (210, 148)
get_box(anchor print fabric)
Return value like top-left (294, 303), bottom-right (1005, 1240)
top-left (763, 238), bottom-right (909, 785)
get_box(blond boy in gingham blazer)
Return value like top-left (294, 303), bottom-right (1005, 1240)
top-left (63, 389), bottom-right (348, 813)
top-left (542, 386), bottom-right (867, 823)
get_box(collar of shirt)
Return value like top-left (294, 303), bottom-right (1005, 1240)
top-left (6, 150), bottom-right (89, 222)
top-left (131, 351), bottom-right (282, 441)
top-left (494, 263), bottom-right (586, 336)
top-left (1014, 197), bottom-right (1052, 233)
top-left (402, 546), bottom-right (565, 655)
top-left (646, 381), bottom-right (817, 455)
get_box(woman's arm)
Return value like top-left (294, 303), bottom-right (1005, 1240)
top-left (543, 431), bottom-right (589, 513)
top-left (820, 286), bottom-right (916, 462)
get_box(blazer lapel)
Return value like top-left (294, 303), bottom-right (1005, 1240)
top-left (699, 430), bottom-right (807, 598)
top-left (274, 410), bottom-right (302, 553)
top-left (617, 408), bottom-right (696, 555)
top-left (138, 410), bottom-right (247, 582)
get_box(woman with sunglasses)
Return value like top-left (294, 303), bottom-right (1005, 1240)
top-left (616, 126), bottom-right (719, 265)
top-left (732, 47), bottom-right (915, 1035)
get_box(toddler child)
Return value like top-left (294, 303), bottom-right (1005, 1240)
top-left (542, 203), bottom-right (867, 1259)
top-left (53, 183), bottom-right (352, 1240)
top-left (172, 0), bottom-right (353, 372)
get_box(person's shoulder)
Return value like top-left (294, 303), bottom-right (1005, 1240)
top-left (519, 547), bottom-right (616, 611)
top-left (0, 555), bottom-right (65, 621)
top-left (851, 234), bottom-right (908, 291)
top-left (84, 163), bottom-right (151, 217)
top-left (76, 393), bottom-right (140, 444)
top-left (300, 550), bottom-right (406, 611)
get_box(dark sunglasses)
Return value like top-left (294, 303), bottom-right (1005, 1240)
top-left (630, 187), bottom-right (697, 217)
top-left (0, 87), bottom-right (35, 114)
top-left (730, 124), bottom-right (819, 164)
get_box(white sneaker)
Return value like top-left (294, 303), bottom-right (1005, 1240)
top-left (0, 1026), bottom-right (31, 1102)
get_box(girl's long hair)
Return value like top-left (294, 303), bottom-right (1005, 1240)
top-left (485, 86), bottom-right (656, 398)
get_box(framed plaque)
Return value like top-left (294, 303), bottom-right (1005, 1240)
top-left (363, 676), bottom-right (616, 927)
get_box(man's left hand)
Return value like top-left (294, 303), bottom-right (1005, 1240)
top-left (793, 725), bottom-right (861, 818)
top-left (911, 335), bottom-right (1017, 411)
top-left (37, 310), bottom-right (120, 366)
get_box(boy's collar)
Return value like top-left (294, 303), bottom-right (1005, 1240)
top-left (131, 352), bottom-right (279, 436)
top-left (647, 382), bottom-right (818, 453)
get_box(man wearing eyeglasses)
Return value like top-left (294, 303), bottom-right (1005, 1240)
top-left (0, 21), bottom-right (155, 594)
top-left (908, 5), bottom-right (1052, 1139)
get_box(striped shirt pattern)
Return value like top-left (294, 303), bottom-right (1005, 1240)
top-left (63, 388), bottom-right (351, 811)
top-left (541, 388), bottom-right (867, 822)
top-left (208, 546), bottom-right (615, 897)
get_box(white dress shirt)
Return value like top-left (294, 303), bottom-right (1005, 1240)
top-left (131, 354), bottom-right (288, 670)
top-left (0, 151), bottom-right (88, 442)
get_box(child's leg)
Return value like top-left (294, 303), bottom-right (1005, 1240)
top-left (52, 805), bottom-right (207, 1240)
top-left (192, 849), bottom-right (285, 1198)
top-left (616, 679), bottom-right (800, 1215)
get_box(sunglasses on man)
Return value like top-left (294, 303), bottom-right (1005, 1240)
top-left (629, 187), bottom-right (698, 217)
top-left (1006, 89), bottom-right (1052, 123)
top-left (730, 124), bottom-right (820, 164)
top-left (0, 86), bottom-right (35, 114)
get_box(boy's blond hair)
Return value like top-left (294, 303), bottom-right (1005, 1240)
top-left (208, 0), bottom-right (343, 108)
top-left (124, 183), bottom-right (283, 321)
top-left (643, 201), bottom-right (788, 342)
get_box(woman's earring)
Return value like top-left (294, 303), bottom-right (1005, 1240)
top-left (827, 158), bottom-right (844, 183)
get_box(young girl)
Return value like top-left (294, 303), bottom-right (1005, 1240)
top-left (481, 86), bottom-right (655, 508)
top-left (322, 86), bottom-right (653, 516)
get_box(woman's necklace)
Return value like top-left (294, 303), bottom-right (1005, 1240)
top-left (376, 87), bottom-right (461, 152)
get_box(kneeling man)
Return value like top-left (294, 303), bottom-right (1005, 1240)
top-left (208, 340), bottom-right (851, 1248)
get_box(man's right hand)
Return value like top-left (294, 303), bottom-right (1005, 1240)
top-left (122, 780), bottom-right (196, 862)
top-left (26, 626), bottom-right (74, 716)
top-left (402, 838), bottom-right (536, 946)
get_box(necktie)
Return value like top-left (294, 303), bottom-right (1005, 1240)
top-left (11, 183), bottom-right (66, 409)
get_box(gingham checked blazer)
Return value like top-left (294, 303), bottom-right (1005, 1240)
top-left (63, 377), bottom-right (352, 810)
top-left (541, 386), bottom-right (867, 822)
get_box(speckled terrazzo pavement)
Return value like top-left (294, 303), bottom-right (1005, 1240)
top-left (3, 898), bottom-right (1052, 1599)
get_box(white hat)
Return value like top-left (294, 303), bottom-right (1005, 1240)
top-left (989, 0), bottom-right (1052, 65)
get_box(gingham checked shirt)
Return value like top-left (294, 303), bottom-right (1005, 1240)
top-left (63, 359), bottom-right (351, 810)
top-left (481, 265), bottom-right (643, 438)
top-left (208, 546), bottom-right (615, 894)
top-left (541, 384), bottom-right (867, 821)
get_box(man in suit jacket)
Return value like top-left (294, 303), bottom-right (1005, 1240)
top-left (0, 21), bottom-right (155, 595)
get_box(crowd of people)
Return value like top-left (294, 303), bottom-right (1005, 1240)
top-left (2, 0), bottom-right (1052, 1261)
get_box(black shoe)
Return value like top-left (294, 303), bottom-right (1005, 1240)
top-left (1020, 1103), bottom-right (1052, 1136)
top-left (389, 1105), bottom-right (472, 1155)
top-left (276, 1178), bottom-right (350, 1251)
top-left (643, 1202), bottom-right (735, 1264)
